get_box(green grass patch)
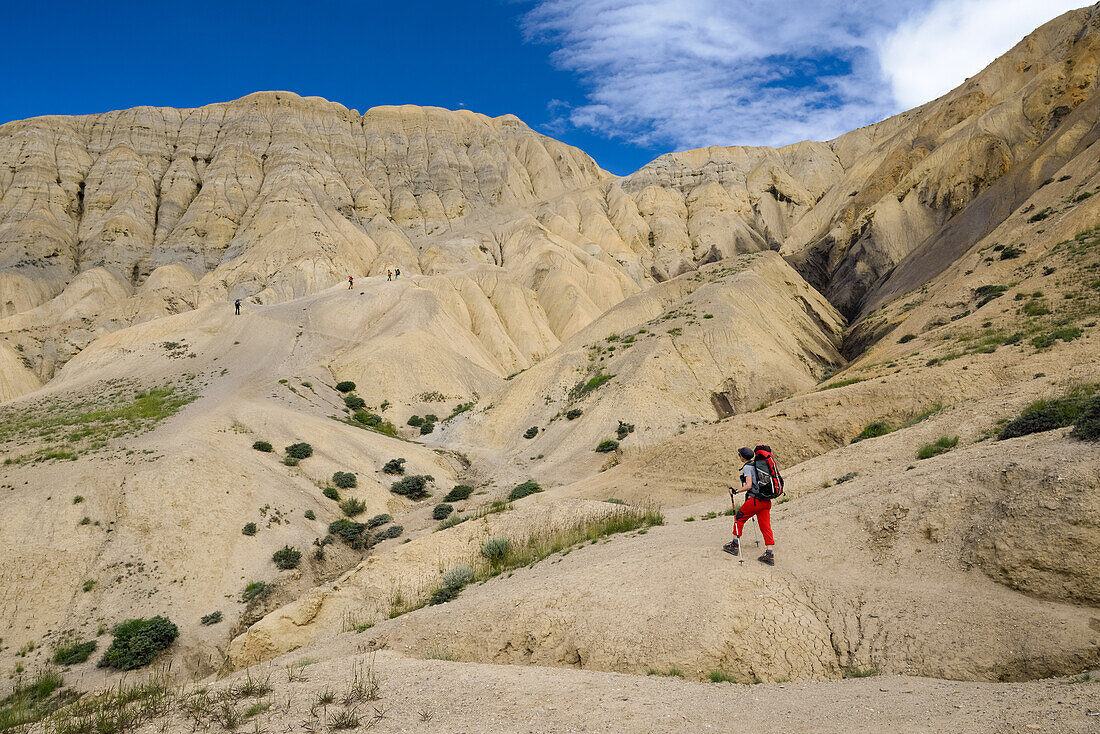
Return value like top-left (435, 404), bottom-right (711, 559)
top-left (508, 480), bottom-right (542, 501)
top-left (53, 640), bottom-right (96, 666)
top-left (570, 372), bottom-right (614, 400)
top-left (851, 422), bottom-right (892, 443)
top-left (817, 377), bottom-right (865, 391)
top-left (98, 617), bottom-right (178, 670)
top-left (917, 435), bottom-right (959, 460)
top-left (1031, 327), bottom-right (1082, 349)
top-left (999, 384), bottom-right (1099, 440)
top-left (0, 669), bottom-right (67, 730)
top-left (708, 671), bottom-right (739, 683)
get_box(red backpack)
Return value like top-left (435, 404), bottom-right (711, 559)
top-left (751, 445), bottom-right (784, 500)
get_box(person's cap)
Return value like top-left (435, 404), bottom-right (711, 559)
top-left (738, 447), bottom-right (754, 461)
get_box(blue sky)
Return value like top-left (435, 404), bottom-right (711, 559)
top-left (0, 1), bottom-right (1083, 175)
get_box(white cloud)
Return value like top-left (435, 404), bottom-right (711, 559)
top-left (523, 0), bottom-right (1086, 154)
top-left (881, 0), bottom-right (1086, 109)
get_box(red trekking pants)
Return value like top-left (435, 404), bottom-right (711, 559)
top-left (734, 496), bottom-right (774, 545)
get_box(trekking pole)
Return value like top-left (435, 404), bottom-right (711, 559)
top-left (730, 489), bottom-right (743, 565)
top-left (752, 516), bottom-right (762, 548)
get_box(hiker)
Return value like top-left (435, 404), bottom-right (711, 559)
top-left (234, 298), bottom-right (241, 316)
top-left (387, 270), bottom-right (392, 281)
top-left (395, 267), bottom-right (401, 279)
top-left (348, 275), bottom-right (354, 289)
top-left (723, 445), bottom-right (783, 565)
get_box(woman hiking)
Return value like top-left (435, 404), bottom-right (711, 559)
top-left (723, 446), bottom-right (782, 565)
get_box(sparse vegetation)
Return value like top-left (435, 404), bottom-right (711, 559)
top-left (53, 640), bottom-right (96, 665)
top-left (523, 426), bottom-right (539, 439)
top-left (851, 422), bottom-right (892, 443)
top-left (407, 415), bottom-right (424, 427)
top-left (343, 395), bottom-right (366, 410)
top-left (818, 377), bottom-right (865, 391)
top-left (595, 439), bottom-right (619, 453)
top-left (420, 420), bottom-right (436, 435)
top-left (252, 440), bottom-right (273, 452)
top-left (566, 408), bottom-right (583, 420)
top-left (616, 421), bottom-right (635, 440)
top-left (570, 371), bottom-right (613, 399)
top-left (391, 474), bottom-right (434, 500)
top-left (98, 616), bottom-right (178, 670)
top-left (1030, 327), bottom-right (1082, 349)
top-left (339, 498), bottom-right (367, 517)
top-left (332, 471), bottom-right (357, 488)
top-left (382, 457), bottom-right (406, 475)
top-left (917, 435), bottom-right (959, 460)
top-left (508, 480), bottom-right (542, 501)
top-left (999, 385), bottom-right (1099, 440)
top-left (432, 503), bottom-right (454, 520)
top-left (429, 566), bottom-right (474, 605)
top-left (285, 442), bottom-right (313, 460)
top-left (708, 670), bottom-right (739, 683)
top-left (200, 611), bottom-right (223, 626)
top-left (304, 509), bottom-right (316, 520)
top-left (443, 485), bottom-right (473, 502)
top-left (328, 518), bottom-right (369, 548)
top-left (323, 487), bottom-right (340, 501)
top-left (241, 581), bottom-right (273, 604)
top-left (999, 244), bottom-right (1024, 260)
top-left (242, 522), bottom-right (258, 536)
top-left (272, 545), bottom-right (302, 569)
top-left (335, 381), bottom-right (356, 393)
top-left (0, 669), bottom-right (65, 730)
top-left (366, 513), bottom-right (392, 528)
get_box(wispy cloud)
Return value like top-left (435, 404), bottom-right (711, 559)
top-left (523, 0), bottom-right (1085, 153)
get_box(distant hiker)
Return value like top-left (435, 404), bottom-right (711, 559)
top-left (395, 267), bottom-right (401, 279)
top-left (234, 298), bottom-right (241, 316)
top-left (348, 275), bottom-right (354, 289)
top-left (724, 445), bottom-right (784, 565)
top-left (387, 270), bottom-right (392, 281)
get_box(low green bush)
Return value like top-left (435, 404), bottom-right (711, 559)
top-left (616, 421), bottom-right (635, 440)
top-left (335, 381), bottom-right (356, 393)
top-left (98, 617), bottom-right (178, 670)
top-left (343, 395), bottom-right (366, 410)
top-left (1031, 327), bottom-right (1082, 349)
top-left (1070, 399), bottom-right (1100, 441)
top-left (391, 475), bottom-right (433, 500)
top-left (322, 487), bottom-right (340, 501)
top-left (252, 440), bottom-right (273, 452)
top-left (366, 513), bottom-right (392, 528)
top-left (523, 426), bottom-right (538, 439)
top-left (339, 498), bottom-right (366, 517)
top-left (999, 387), bottom-right (1098, 440)
top-left (354, 411), bottom-right (382, 426)
top-left (419, 421), bottom-right (435, 435)
top-left (1022, 300), bottom-right (1051, 317)
top-left (566, 408), bottom-right (582, 420)
top-left (432, 503), bottom-right (454, 520)
top-left (481, 537), bottom-right (510, 563)
top-left (851, 422), bottom-right (892, 443)
top-left (999, 244), bottom-right (1024, 260)
top-left (429, 566), bottom-right (473, 605)
top-left (283, 456), bottom-right (299, 466)
top-left (897, 334), bottom-right (916, 343)
top-left (375, 524), bottom-right (403, 540)
top-left (332, 471), bottom-right (357, 489)
top-left (200, 611), bottom-right (222, 626)
top-left (328, 518), bottom-right (369, 547)
top-left (304, 510), bottom-right (316, 520)
top-left (272, 546), bottom-right (302, 570)
top-left (508, 480), bottom-right (542, 501)
top-left (407, 415), bottom-right (424, 427)
top-left (53, 640), bottom-right (96, 666)
top-left (917, 435), bottom-right (959, 460)
top-left (382, 458), bottom-right (406, 475)
top-left (443, 485), bottom-right (474, 502)
top-left (242, 522), bottom-right (258, 536)
top-left (241, 581), bottom-right (273, 604)
top-left (595, 439), bottom-right (619, 453)
top-left (285, 443), bottom-right (313, 460)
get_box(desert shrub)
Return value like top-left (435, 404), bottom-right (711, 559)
top-left (1000, 245), bottom-right (1024, 260)
top-left (382, 457), bottom-right (406, 475)
top-left (437, 514), bottom-right (468, 530)
top-left (328, 518), bottom-right (368, 547)
top-left (72, 495), bottom-right (84, 504)
top-left (508, 480), bottom-right (542, 501)
top-left (432, 503), bottom-right (454, 520)
top-left (241, 581), bottom-right (273, 604)
top-left (343, 395), bottom-right (366, 410)
top-left (339, 498), bottom-right (366, 517)
top-left (425, 414), bottom-right (438, 422)
top-left (443, 485), bottom-right (474, 502)
top-left (917, 435), bottom-right (959, 460)
top-left (391, 475), bottom-right (433, 500)
top-left (252, 440), bottom-right (273, 452)
top-left (570, 372), bottom-right (613, 399)
top-left (1070, 398), bottom-right (1100, 441)
top-left (376, 524), bottom-right (403, 540)
top-left (429, 566), bottom-right (473, 605)
top-left (1022, 300), bottom-right (1051, 317)
top-left (322, 487), bottom-right (340, 501)
top-left (335, 381), bottom-right (356, 393)
top-left (354, 411), bottom-right (382, 426)
top-left (98, 616), bottom-right (178, 670)
top-left (285, 443), bottom-right (313, 459)
top-left (523, 426), bottom-right (538, 439)
top-left (304, 509), bottom-right (316, 520)
top-left (481, 537), bottom-right (510, 563)
top-left (332, 471), bottom-right (357, 489)
top-left (242, 522), bottom-right (258, 536)
top-left (283, 456), bottom-right (299, 466)
top-left (53, 640), bottom-right (96, 665)
top-left (616, 421), bottom-right (635, 440)
top-left (973, 285), bottom-right (1009, 307)
top-left (595, 439), bottom-right (619, 453)
top-left (1000, 388), bottom-right (1098, 440)
top-left (851, 422), bottom-right (892, 443)
top-left (897, 334), bottom-right (916, 344)
top-left (566, 408), bottom-right (582, 420)
top-left (200, 611), bottom-right (222, 626)
top-left (1030, 327), bottom-right (1082, 349)
top-left (366, 513), bottom-right (392, 528)
top-left (272, 546), bottom-right (302, 570)
top-left (407, 415), bottom-right (424, 427)
top-left (419, 421), bottom-right (435, 435)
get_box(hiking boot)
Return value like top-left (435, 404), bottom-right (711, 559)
top-left (722, 540), bottom-right (740, 555)
top-left (758, 550), bottom-right (775, 566)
